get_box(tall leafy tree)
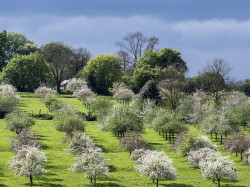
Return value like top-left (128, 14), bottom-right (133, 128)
top-left (1, 53), bottom-right (50, 91)
top-left (84, 54), bottom-right (124, 95)
top-left (41, 42), bottom-right (73, 93)
top-left (132, 48), bottom-right (187, 92)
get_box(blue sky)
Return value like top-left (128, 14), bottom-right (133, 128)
top-left (1, 0), bottom-right (250, 80)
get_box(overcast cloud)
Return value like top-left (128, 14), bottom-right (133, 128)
top-left (0, 0), bottom-right (249, 80)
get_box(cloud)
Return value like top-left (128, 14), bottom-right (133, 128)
top-left (0, 15), bottom-right (249, 80)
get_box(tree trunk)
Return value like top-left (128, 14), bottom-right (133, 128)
top-left (217, 178), bottom-right (220, 187)
top-left (30, 175), bottom-right (33, 187)
top-left (94, 177), bottom-right (96, 187)
top-left (169, 133), bottom-right (171, 143)
top-left (91, 176), bottom-right (92, 183)
top-left (57, 82), bottom-right (61, 93)
top-left (166, 133), bottom-right (168, 140)
top-left (236, 150), bottom-right (238, 157)
top-left (241, 149), bottom-right (243, 161)
top-left (156, 178), bottom-right (158, 187)
top-left (216, 133), bottom-right (218, 141)
top-left (220, 135), bottom-right (223, 144)
top-left (211, 132), bottom-right (213, 138)
top-left (172, 134), bottom-right (175, 144)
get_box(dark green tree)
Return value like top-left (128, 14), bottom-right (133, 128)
top-left (1, 53), bottom-right (50, 91)
top-left (84, 54), bottom-right (124, 95)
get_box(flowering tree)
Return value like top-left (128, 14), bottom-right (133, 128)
top-left (113, 87), bottom-right (134, 103)
top-left (35, 86), bottom-right (57, 98)
top-left (66, 78), bottom-right (87, 93)
top-left (0, 84), bottom-right (20, 117)
top-left (10, 128), bottom-right (41, 151)
top-left (199, 152), bottom-right (237, 187)
top-left (65, 132), bottom-right (101, 155)
top-left (70, 150), bottom-right (109, 186)
top-left (136, 150), bottom-right (177, 187)
top-left (244, 148), bottom-right (250, 164)
top-left (177, 133), bottom-right (217, 156)
top-left (131, 149), bottom-right (152, 164)
top-left (120, 132), bottom-right (152, 155)
top-left (187, 147), bottom-right (216, 167)
top-left (224, 132), bottom-right (250, 161)
top-left (73, 88), bottom-right (95, 102)
top-left (9, 146), bottom-right (47, 187)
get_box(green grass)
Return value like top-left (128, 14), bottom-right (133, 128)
top-left (0, 94), bottom-right (250, 186)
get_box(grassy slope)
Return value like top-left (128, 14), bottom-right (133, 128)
top-left (0, 94), bottom-right (249, 186)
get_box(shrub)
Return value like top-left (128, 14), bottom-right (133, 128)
top-left (177, 133), bottom-right (216, 156)
top-left (100, 105), bottom-right (144, 137)
top-left (53, 105), bottom-right (85, 139)
top-left (43, 95), bottom-right (64, 112)
top-left (5, 111), bottom-right (35, 134)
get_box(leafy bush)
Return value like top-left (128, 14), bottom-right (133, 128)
top-left (43, 95), bottom-right (64, 112)
top-left (100, 105), bottom-right (144, 137)
top-left (177, 133), bottom-right (216, 156)
top-left (53, 105), bottom-right (85, 138)
top-left (5, 111), bottom-right (35, 134)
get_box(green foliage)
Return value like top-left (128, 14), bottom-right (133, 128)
top-left (0, 95), bottom-right (19, 118)
top-left (238, 82), bottom-right (250, 96)
top-left (1, 53), bottom-right (50, 91)
top-left (132, 48), bottom-right (187, 92)
top-left (137, 80), bottom-right (161, 102)
top-left (102, 106), bottom-right (144, 136)
top-left (43, 95), bottom-right (64, 113)
top-left (84, 54), bottom-right (124, 95)
top-left (5, 110), bottom-right (35, 134)
top-left (229, 102), bottom-right (250, 126)
top-left (53, 105), bottom-right (85, 138)
top-left (0, 30), bottom-right (32, 70)
top-left (177, 133), bottom-right (216, 156)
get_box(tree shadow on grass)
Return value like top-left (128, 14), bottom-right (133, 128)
top-left (25, 182), bottom-right (65, 187)
top-left (161, 183), bottom-right (194, 187)
top-left (95, 183), bottom-right (125, 187)
top-left (108, 164), bottom-right (117, 172)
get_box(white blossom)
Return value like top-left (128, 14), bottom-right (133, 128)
top-left (35, 86), bottom-right (57, 98)
top-left (73, 88), bottom-right (95, 101)
top-left (113, 87), bottom-right (134, 101)
top-left (199, 152), bottom-right (237, 187)
top-left (9, 146), bottom-right (47, 187)
top-left (66, 78), bottom-right (88, 93)
top-left (65, 132), bottom-right (101, 155)
top-left (70, 150), bottom-right (109, 185)
top-left (187, 147), bottom-right (216, 167)
top-left (136, 150), bottom-right (176, 184)
top-left (0, 84), bottom-right (20, 100)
